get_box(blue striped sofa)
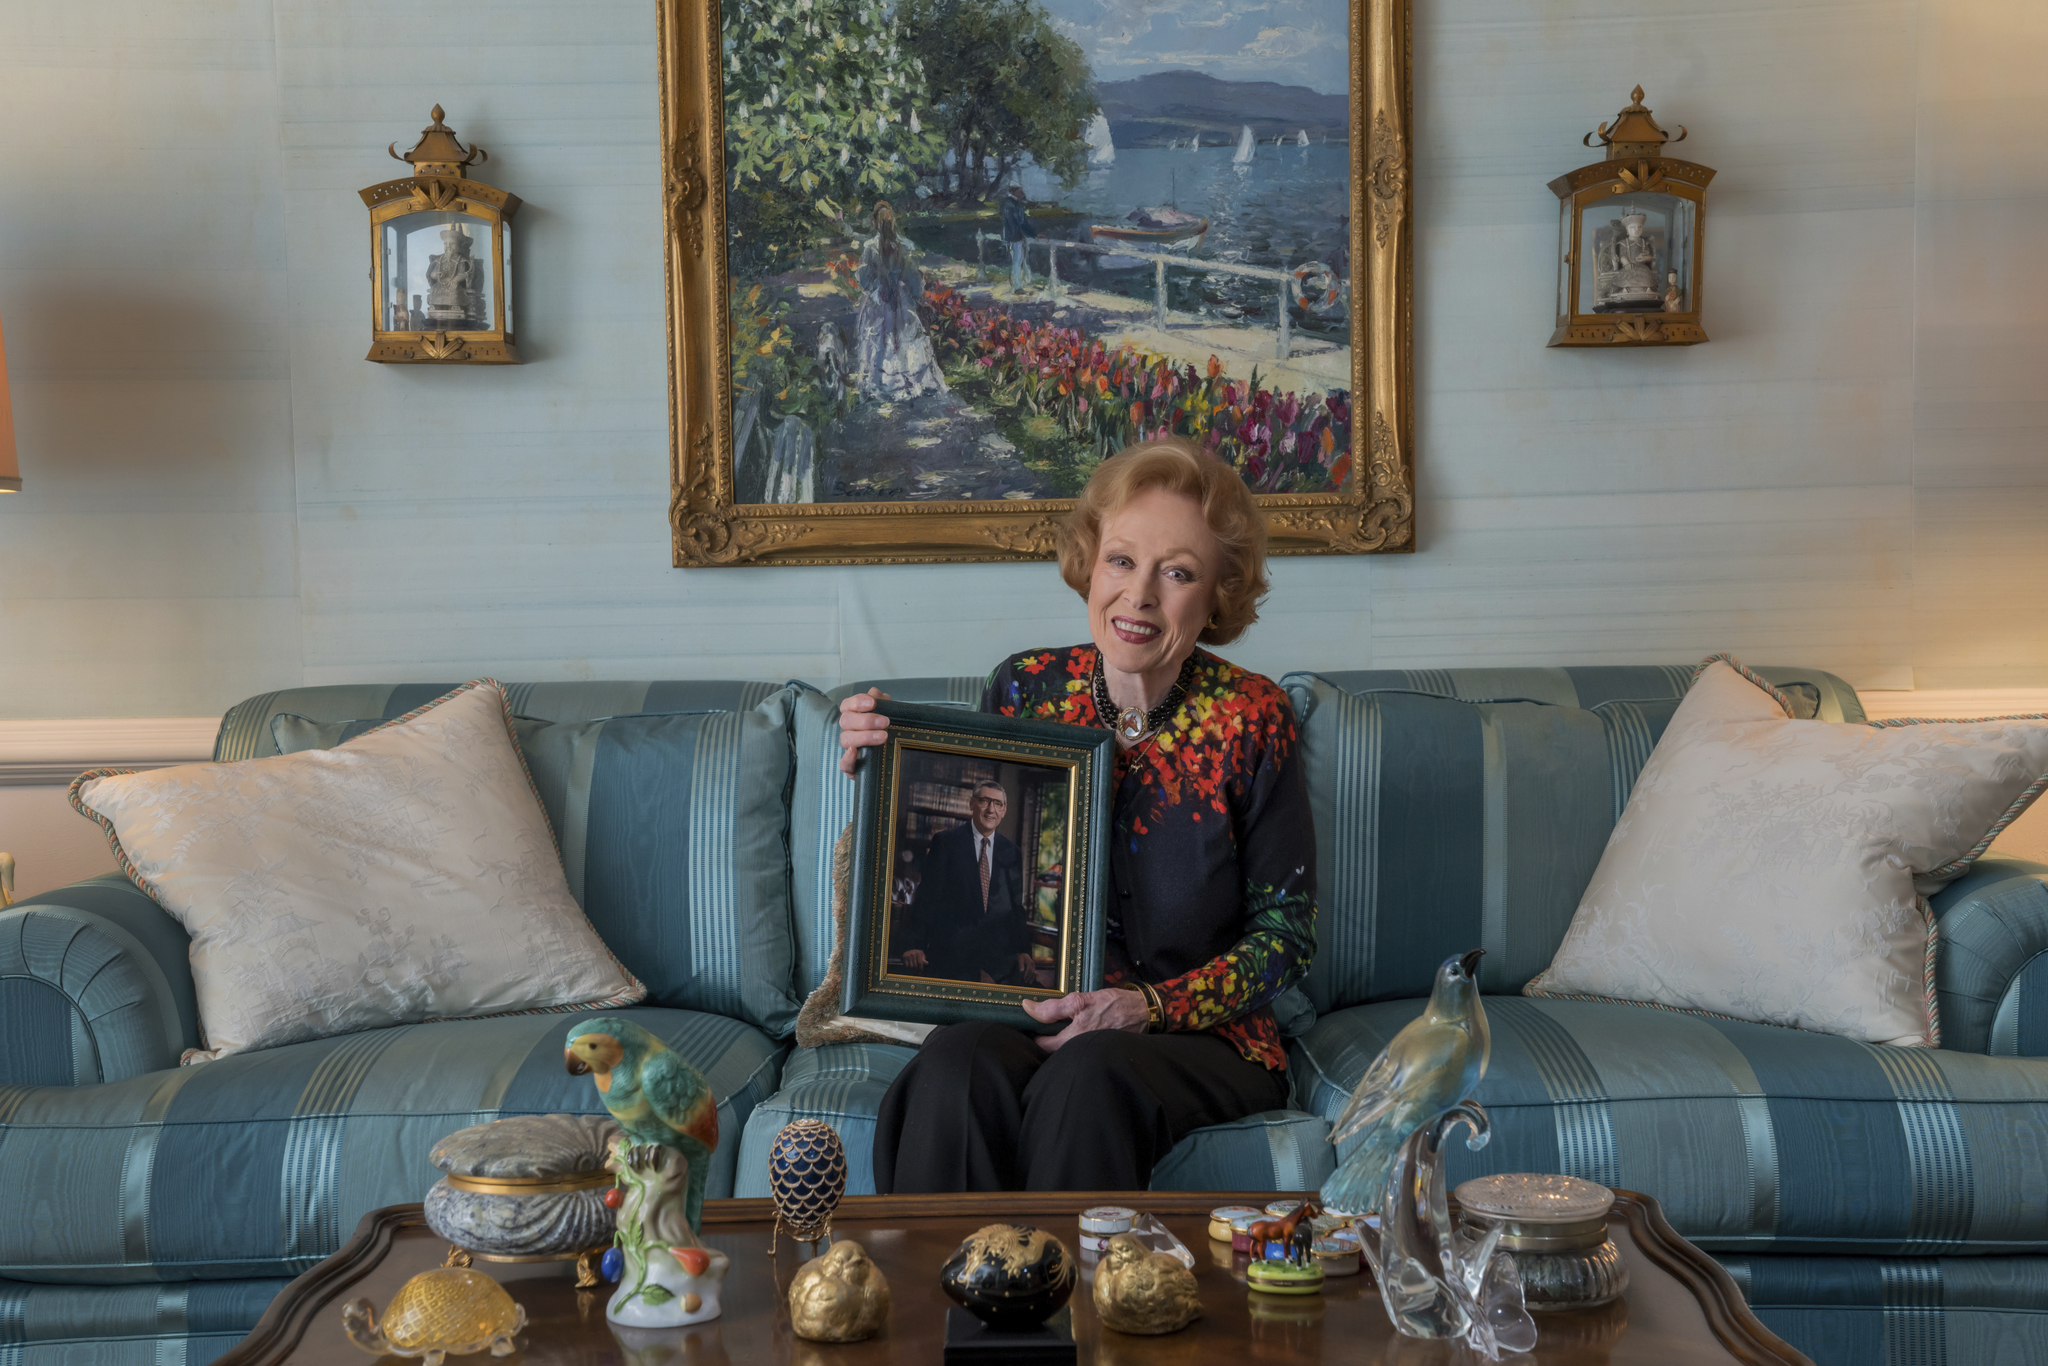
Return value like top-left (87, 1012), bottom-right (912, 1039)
top-left (3, 666), bottom-right (2044, 1364)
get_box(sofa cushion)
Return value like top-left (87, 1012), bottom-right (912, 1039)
top-left (790, 678), bottom-right (982, 998)
top-left (0, 1007), bottom-right (782, 1284)
top-left (1280, 663), bottom-right (1865, 1014)
top-left (735, 1042), bottom-right (1332, 1197)
top-left (239, 682), bottom-right (806, 1039)
top-left (1527, 660), bottom-right (2048, 1046)
top-left (72, 680), bottom-right (646, 1061)
top-left (516, 699), bottom-right (803, 1035)
top-left (215, 681), bottom-right (794, 761)
top-left (735, 1041), bottom-right (918, 1197)
top-left (1292, 995), bottom-right (2048, 1256)
top-left (0, 1276), bottom-right (292, 1359)
top-left (1716, 1255), bottom-right (2048, 1366)
top-left (1147, 1109), bottom-right (1334, 1193)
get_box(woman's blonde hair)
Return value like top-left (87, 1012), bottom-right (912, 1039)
top-left (1057, 437), bottom-right (1269, 646)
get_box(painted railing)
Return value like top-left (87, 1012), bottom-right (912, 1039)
top-left (972, 231), bottom-right (1340, 361)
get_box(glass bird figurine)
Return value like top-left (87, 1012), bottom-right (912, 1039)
top-left (1318, 948), bottom-right (1537, 1358)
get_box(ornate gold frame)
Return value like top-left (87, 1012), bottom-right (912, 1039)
top-left (657, 0), bottom-right (1413, 566)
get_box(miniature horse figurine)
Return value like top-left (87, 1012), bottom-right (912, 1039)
top-left (1246, 1200), bottom-right (1322, 1266)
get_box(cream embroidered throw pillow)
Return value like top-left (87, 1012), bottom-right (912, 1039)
top-left (71, 680), bottom-right (645, 1062)
top-left (1525, 656), bottom-right (2048, 1046)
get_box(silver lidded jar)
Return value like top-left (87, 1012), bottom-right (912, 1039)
top-left (425, 1113), bottom-right (621, 1278)
top-left (1453, 1173), bottom-right (1629, 1311)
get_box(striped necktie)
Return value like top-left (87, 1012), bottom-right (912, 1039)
top-left (978, 835), bottom-right (991, 911)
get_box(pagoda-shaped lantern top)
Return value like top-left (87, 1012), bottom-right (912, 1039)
top-left (359, 106), bottom-right (522, 364)
top-left (1547, 86), bottom-right (1715, 348)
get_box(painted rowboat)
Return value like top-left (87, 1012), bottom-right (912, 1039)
top-left (1090, 207), bottom-right (1209, 250)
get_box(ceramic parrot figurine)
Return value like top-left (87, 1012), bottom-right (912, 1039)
top-left (566, 1018), bottom-right (719, 1234)
top-left (1319, 948), bottom-right (1490, 1215)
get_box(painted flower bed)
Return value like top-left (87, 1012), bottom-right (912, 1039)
top-left (921, 286), bottom-right (1350, 494)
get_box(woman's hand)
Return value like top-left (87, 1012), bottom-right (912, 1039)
top-left (837, 689), bottom-right (891, 776)
top-left (1021, 986), bottom-right (1151, 1053)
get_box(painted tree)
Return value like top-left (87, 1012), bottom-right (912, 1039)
top-left (900, 0), bottom-right (1097, 201)
top-left (723, 0), bottom-right (944, 273)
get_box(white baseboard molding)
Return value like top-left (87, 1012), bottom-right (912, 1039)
top-left (1858, 690), bottom-right (2048, 721)
top-left (0, 717), bottom-right (219, 787)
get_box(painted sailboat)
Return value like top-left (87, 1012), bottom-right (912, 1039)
top-left (1191, 132), bottom-right (1200, 151)
top-left (1085, 114), bottom-right (1114, 167)
top-left (1092, 206), bottom-right (1209, 249)
top-left (1233, 124), bottom-right (1256, 163)
top-left (1091, 167), bottom-right (1208, 249)
top-left (1297, 129), bottom-right (1311, 147)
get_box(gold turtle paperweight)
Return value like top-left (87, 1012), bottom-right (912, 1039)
top-left (342, 1267), bottom-right (526, 1363)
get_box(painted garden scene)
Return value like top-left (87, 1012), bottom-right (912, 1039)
top-left (722, 0), bottom-right (1355, 504)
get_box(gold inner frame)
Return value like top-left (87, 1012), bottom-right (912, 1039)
top-left (876, 735), bottom-right (1082, 998)
top-left (656, 0), bottom-right (1414, 566)
top-left (365, 194), bottom-right (513, 340)
top-left (359, 173), bottom-right (522, 365)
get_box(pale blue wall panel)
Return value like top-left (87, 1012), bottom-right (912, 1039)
top-left (0, 0), bottom-right (302, 717)
top-left (1, 0), bottom-right (2043, 719)
top-left (1909, 0), bottom-right (2048, 689)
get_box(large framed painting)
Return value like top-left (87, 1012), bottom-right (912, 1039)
top-left (842, 702), bottom-right (1114, 1028)
top-left (659, 0), bottom-right (1412, 565)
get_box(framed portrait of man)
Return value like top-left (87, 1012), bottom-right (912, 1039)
top-left (842, 702), bottom-right (1113, 1027)
top-left (656, 0), bottom-right (1413, 565)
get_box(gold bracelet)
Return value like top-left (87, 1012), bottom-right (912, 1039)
top-left (1122, 980), bottom-right (1164, 1033)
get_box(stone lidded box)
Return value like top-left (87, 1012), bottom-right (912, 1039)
top-left (425, 1114), bottom-right (620, 1269)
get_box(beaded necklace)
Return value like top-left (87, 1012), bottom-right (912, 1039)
top-left (1090, 652), bottom-right (1197, 746)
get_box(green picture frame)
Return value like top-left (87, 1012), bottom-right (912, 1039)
top-left (843, 701), bottom-right (1113, 1030)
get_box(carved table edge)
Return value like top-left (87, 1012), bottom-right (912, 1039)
top-left (215, 1204), bottom-right (425, 1366)
top-left (215, 1189), bottom-right (1813, 1365)
top-left (1610, 1190), bottom-right (1814, 1366)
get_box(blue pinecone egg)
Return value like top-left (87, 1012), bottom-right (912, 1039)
top-left (767, 1119), bottom-right (847, 1240)
top-left (600, 1245), bottom-right (624, 1283)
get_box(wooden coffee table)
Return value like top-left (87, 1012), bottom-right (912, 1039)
top-left (219, 1190), bottom-right (1809, 1365)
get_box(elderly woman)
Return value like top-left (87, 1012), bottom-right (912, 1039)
top-left (838, 437), bottom-right (1318, 1192)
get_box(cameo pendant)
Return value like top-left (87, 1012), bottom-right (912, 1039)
top-left (1116, 708), bottom-right (1148, 743)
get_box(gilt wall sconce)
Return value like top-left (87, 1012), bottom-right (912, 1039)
top-left (1548, 86), bottom-right (1714, 348)
top-left (360, 106), bottom-right (521, 364)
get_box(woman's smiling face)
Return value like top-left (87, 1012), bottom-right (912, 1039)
top-left (1088, 485), bottom-right (1222, 685)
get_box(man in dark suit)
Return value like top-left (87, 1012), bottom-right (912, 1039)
top-left (901, 781), bottom-right (1034, 983)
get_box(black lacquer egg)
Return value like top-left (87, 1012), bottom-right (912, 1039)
top-left (940, 1224), bottom-right (1076, 1331)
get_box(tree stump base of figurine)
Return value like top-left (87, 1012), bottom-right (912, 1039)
top-left (942, 1306), bottom-right (1077, 1365)
top-left (1245, 1258), bottom-right (1326, 1296)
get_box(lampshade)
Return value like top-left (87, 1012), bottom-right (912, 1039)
top-left (0, 315), bottom-right (16, 492)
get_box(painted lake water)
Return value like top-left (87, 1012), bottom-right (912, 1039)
top-left (905, 143), bottom-right (1354, 330)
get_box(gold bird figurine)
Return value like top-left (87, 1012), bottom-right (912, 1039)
top-left (788, 1240), bottom-right (890, 1342)
top-left (1093, 1233), bottom-right (1201, 1335)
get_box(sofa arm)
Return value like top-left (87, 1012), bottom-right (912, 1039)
top-left (1, 873), bottom-right (198, 1084)
top-left (1931, 856), bottom-right (2048, 1055)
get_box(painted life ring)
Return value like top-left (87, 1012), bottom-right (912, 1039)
top-left (1290, 261), bottom-right (1340, 310)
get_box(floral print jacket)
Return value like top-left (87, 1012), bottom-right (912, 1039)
top-left (982, 645), bottom-right (1319, 1070)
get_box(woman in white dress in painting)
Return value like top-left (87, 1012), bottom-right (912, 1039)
top-left (856, 200), bottom-right (947, 402)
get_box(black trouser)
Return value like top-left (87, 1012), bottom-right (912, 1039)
top-left (873, 1021), bottom-right (1290, 1192)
